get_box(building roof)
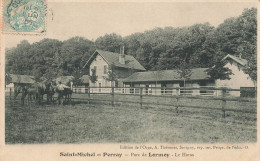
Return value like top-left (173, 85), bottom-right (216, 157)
top-left (9, 74), bottom-right (35, 84)
top-left (80, 75), bottom-right (90, 84)
top-left (223, 54), bottom-right (247, 66)
top-left (54, 76), bottom-right (74, 85)
top-left (83, 49), bottom-right (146, 71)
top-left (123, 68), bottom-right (210, 83)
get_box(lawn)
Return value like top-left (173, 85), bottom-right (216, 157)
top-left (5, 94), bottom-right (257, 144)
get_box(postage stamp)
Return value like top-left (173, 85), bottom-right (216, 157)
top-left (3, 0), bottom-right (47, 33)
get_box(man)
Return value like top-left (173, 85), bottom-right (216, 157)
top-left (56, 81), bottom-right (70, 105)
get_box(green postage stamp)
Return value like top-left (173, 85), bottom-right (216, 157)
top-left (3, 0), bottom-right (47, 33)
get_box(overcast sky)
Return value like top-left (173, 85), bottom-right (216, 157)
top-left (4, 2), bottom-right (257, 49)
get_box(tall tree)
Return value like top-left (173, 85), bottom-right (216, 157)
top-left (176, 55), bottom-right (193, 87)
top-left (95, 33), bottom-right (123, 53)
top-left (60, 36), bottom-right (95, 75)
top-left (206, 57), bottom-right (233, 80)
top-left (89, 68), bottom-right (98, 84)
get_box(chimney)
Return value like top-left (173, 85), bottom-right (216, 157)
top-left (119, 46), bottom-right (125, 64)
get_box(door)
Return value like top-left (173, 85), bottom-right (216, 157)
top-left (99, 83), bottom-right (101, 92)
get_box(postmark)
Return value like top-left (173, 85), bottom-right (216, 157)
top-left (3, 0), bottom-right (47, 33)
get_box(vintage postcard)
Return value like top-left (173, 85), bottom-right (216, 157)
top-left (0, 0), bottom-right (259, 161)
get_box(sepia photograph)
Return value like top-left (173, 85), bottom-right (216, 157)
top-left (1, 0), bottom-right (259, 160)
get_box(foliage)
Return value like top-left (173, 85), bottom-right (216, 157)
top-left (103, 63), bottom-right (119, 87)
top-left (89, 68), bottom-right (98, 83)
top-left (176, 58), bottom-right (193, 87)
top-left (206, 59), bottom-right (233, 80)
top-left (95, 33), bottom-right (123, 53)
top-left (5, 8), bottom-right (256, 83)
top-left (104, 63), bottom-right (118, 81)
top-left (5, 73), bottom-right (12, 85)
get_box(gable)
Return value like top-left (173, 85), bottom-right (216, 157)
top-left (83, 50), bottom-right (146, 71)
top-left (89, 54), bottom-right (108, 68)
top-left (223, 54), bottom-right (247, 66)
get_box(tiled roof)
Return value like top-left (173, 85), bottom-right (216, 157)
top-left (84, 49), bottom-right (146, 71)
top-left (80, 75), bottom-right (90, 84)
top-left (9, 74), bottom-right (35, 84)
top-left (123, 68), bottom-right (210, 82)
top-left (223, 54), bottom-right (247, 66)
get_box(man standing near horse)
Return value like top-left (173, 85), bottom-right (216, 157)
top-left (56, 81), bottom-right (70, 105)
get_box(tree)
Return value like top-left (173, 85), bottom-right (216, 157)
top-left (103, 63), bottom-right (118, 87)
top-left (206, 59), bottom-right (233, 80)
top-left (5, 73), bottom-right (12, 86)
top-left (244, 54), bottom-right (257, 83)
top-left (176, 59), bottom-right (193, 87)
top-left (5, 7), bottom-right (256, 84)
top-left (95, 33), bottom-right (123, 53)
top-left (60, 36), bottom-right (95, 75)
top-left (89, 68), bottom-right (98, 84)
top-left (236, 8), bottom-right (257, 83)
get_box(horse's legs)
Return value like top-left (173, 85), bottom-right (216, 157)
top-left (21, 93), bottom-right (27, 106)
top-left (69, 94), bottom-right (72, 104)
top-left (13, 92), bottom-right (18, 105)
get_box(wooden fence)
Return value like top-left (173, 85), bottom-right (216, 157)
top-left (5, 86), bottom-right (257, 118)
top-left (72, 86), bottom-right (257, 118)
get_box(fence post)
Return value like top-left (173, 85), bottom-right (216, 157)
top-left (222, 88), bottom-right (226, 118)
top-left (9, 88), bottom-right (11, 101)
top-left (10, 88), bottom-right (12, 106)
top-left (111, 86), bottom-right (115, 107)
top-left (176, 88), bottom-right (180, 113)
top-left (140, 87), bottom-right (143, 108)
top-left (88, 86), bottom-right (90, 104)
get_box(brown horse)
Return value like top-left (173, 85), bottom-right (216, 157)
top-left (13, 84), bottom-right (27, 105)
top-left (54, 81), bottom-right (73, 105)
top-left (63, 88), bottom-right (73, 104)
top-left (22, 81), bottom-right (55, 105)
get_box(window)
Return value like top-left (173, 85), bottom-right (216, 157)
top-left (161, 83), bottom-right (167, 95)
top-left (115, 80), bottom-right (119, 88)
top-left (104, 65), bottom-right (107, 74)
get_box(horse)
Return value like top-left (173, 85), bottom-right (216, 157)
top-left (54, 81), bottom-right (73, 105)
top-left (13, 84), bottom-right (27, 105)
top-left (22, 81), bottom-right (55, 105)
top-left (63, 88), bottom-right (73, 104)
top-left (45, 82), bottom-right (55, 103)
top-left (14, 84), bottom-right (24, 100)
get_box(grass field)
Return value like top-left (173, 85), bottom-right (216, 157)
top-left (5, 93), bottom-right (257, 144)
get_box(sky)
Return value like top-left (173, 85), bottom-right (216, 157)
top-left (4, 2), bottom-right (257, 49)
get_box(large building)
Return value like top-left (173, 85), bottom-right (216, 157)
top-left (83, 49), bottom-right (145, 92)
top-left (83, 49), bottom-right (255, 97)
top-left (123, 54), bottom-right (255, 96)
top-left (123, 68), bottom-right (215, 96)
top-left (215, 54), bottom-right (255, 96)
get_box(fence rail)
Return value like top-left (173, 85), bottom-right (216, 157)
top-left (72, 86), bottom-right (257, 96)
top-left (6, 86), bottom-right (257, 118)
top-left (70, 86), bottom-right (257, 118)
